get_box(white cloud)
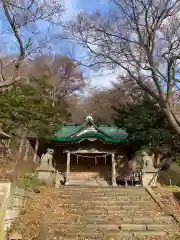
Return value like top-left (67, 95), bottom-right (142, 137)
top-left (63, 0), bottom-right (79, 21)
top-left (89, 69), bottom-right (118, 87)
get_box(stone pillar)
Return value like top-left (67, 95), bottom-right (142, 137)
top-left (66, 151), bottom-right (70, 185)
top-left (111, 153), bottom-right (117, 186)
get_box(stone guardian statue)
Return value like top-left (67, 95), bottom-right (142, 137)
top-left (39, 148), bottom-right (55, 171)
top-left (36, 148), bottom-right (55, 186)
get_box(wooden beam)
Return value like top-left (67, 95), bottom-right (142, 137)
top-left (64, 149), bottom-right (116, 154)
top-left (66, 151), bottom-right (70, 185)
top-left (112, 153), bottom-right (117, 186)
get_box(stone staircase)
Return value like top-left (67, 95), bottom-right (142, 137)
top-left (46, 186), bottom-right (179, 240)
top-left (68, 176), bottom-right (109, 186)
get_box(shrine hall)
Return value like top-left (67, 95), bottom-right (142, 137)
top-left (28, 116), bottom-right (140, 186)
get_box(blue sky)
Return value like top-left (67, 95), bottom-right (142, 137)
top-left (62, 0), bottom-right (117, 87)
top-left (0, 0), bottom-right (116, 88)
top-left (65, 0), bottom-right (111, 15)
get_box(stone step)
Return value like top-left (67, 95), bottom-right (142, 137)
top-left (57, 186), bottom-right (145, 196)
top-left (61, 205), bottom-right (157, 212)
top-left (49, 224), bottom-right (117, 231)
top-left (58, 194), bottom-right (150, 199)
top-left (48, 232), bottom-right (104, 239)
top-left (104, 231), bottom-right (166, 239)
top-left (47, 230), bottom-right (168, 239)
top-left (59, 185), bottom-right (144, 189)
top-left (119, 223), bottom-right (177, 231)
top-left (49, 223), bottom-right (178, 231)
top-left (57, 190), bottom-right (149, 195)
top-left (55, 215), bottom-right (175, 226)
top-left (68, 178), bottom-right (109, 182)
top-left (58, 195), bottom-right (151, 201)
top-left (59, 198), bottom-right (152, 203)
top-left (68, 179), bottom-right (106, 183)
top-left (47, 233), bottom-right (166, 240)
top-left (58, 186), bottom-right (144, 190)
top-left (57, 210), bottom-right (161, 217)
top-left (60, 199), bottom-right (153, 205)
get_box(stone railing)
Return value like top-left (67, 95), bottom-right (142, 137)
top-left (0, 182), bottom-right (11, 240)
top-left (0, 182), bottom-right (30, 240)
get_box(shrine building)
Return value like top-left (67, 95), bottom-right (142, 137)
top-left (28, 116), bottom-right (139, 186)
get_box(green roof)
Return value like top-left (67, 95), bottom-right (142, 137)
top-left (54, 116), bottom-right (128, 143)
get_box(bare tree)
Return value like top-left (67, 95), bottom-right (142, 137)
top-left (68, 79), bottom-right (144, 124)
top-left (0, 0), bottom-right (64, 88)
top-left (29, 55), bottom-right (86, 100)
top-left (67, 0), bottom-right (180, 134)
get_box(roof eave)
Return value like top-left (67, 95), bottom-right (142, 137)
top-left (54, 137), bottom-right (128, 143)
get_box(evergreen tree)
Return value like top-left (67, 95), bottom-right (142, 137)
top-left (113, 101), bottom-right (179, 153)
top-left (0, 82), bottom-right (69, 137)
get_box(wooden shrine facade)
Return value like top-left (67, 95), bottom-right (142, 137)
top-left (28, 116), bottom-right (136, 186)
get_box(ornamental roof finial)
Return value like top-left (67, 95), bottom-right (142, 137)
top-left (84, 115), bottom-right (94, 125)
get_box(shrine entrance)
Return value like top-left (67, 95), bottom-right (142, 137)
top-left (67, 152), bottom-right (112, 186)
top-left (64, 150), bottom-right (117, 186)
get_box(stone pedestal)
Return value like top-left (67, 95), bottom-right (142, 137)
top-left (141, 152), bottom-right (159, 187)
top-left (141, 169), bottom-right (158, 187)
top-left (55, 171), bottom-right (64, 188)
top-left (36, 164), bottom-right (55, 186)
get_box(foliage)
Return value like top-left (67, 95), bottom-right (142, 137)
top-left (113, 100), bottom-right (179, 152)
top-left (17, 174), bottom-right (42, 193)
top-left (0, 81), bottom-right (69, 137)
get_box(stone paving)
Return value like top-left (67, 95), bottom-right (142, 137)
top-left (46, 186), bottom-right (180, 240)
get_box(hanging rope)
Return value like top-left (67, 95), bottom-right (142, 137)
top-left (71, 152), bottom-right (111, 159)
top-left (95, 157), bottom-right (97, 165)
top-left (76, 155), bottom-right (79, 164)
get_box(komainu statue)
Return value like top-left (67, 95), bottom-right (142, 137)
top-left (38, 148), bottom-right (55, 171)
top-left (141, 151), bottom-right (155, 172)
top-left (36, 148), bottom-right (55, 185)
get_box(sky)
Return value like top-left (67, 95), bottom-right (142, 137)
top-left (0, 0), bottom-right (117, 88)
top-left (62, 0), bottom-right (117, 87)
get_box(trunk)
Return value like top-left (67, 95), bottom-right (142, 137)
top-left (163, 106), bottom-right (180, 135)
top-left (33, 139), bottom-right (39, 163)
top-left (23, 140), bottom-right (30, 162)
top-left (0, 139), bottom-right (13, 159)
top-left (18, 137), bottom-right (24, 154)
top-left (12, 131), bottom-right (27, 181)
